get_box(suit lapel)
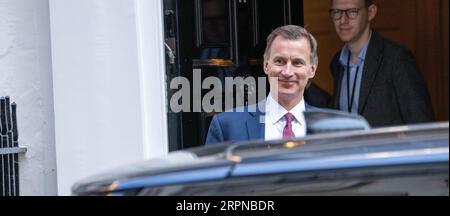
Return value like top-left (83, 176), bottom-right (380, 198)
top-left (246, 117), bottom-right (264, 140)
top-left (305, 102), bottom-right (315, 111)
top-left (246, 102), bottom-right (265, 140)
top-left (331, 55), bottom-right (344, 109)
top-left (335, 66), bottom-right (344, 109)
top-left (358, 32), bottom-right (384, 114)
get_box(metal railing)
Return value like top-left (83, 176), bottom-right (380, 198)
top-left (0, 96), bottom-right (26, 196)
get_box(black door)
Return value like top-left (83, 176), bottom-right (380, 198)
top-left (164, 0), bottom-right (303, 150)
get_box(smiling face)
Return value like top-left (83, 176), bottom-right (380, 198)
top-left (331, 0), bottom-right (376, 45)
top-left (264, 36), bottom-right (317, 104)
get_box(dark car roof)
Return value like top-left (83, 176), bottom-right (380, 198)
top-left (72, 122), bottom-right (449, 195)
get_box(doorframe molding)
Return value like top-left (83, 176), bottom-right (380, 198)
top-left (135, 0), bottom-right (169, 158)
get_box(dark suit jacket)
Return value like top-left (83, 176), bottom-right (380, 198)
top-left (305, 32), bottom-right (434, 127)
top-left (205, 101), bottom-right (317, 145)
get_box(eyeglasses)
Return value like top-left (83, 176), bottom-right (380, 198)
top-left (328, 8), bottom-right (364, 20)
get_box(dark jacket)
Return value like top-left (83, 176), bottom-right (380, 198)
top-left (305, 32), bottom-right (434, 127)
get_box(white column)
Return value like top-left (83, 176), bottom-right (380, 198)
top-left (134, 0), bottom-right (169, 159)
top-left (0, 0), bottom-right (57, 195)
top-left (49, 0), bottom-right (168, 195)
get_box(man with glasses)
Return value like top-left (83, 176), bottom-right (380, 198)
top-left (305, 0), bottom-right (434, 127)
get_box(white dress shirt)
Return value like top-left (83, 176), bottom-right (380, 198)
top-left (264, 93), bottom-right (306, 141)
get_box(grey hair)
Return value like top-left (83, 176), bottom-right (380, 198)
top-left (263, 25), bottom-right (318, 65)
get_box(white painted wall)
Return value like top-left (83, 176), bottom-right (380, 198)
top-left (0, 0), bottom-right (57, 195)
top-left (49, 0), bottom-right (168, 195)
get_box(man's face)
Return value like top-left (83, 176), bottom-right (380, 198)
top-left (264, 36), bottom-right (316, 102)
top-left (331, 0), bottom-right (372, 43)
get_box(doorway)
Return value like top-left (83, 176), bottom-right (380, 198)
top-left (163, 0), bottom-right (304, 150)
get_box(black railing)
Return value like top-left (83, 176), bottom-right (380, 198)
top-left (0, 96), bottom-right (25, 196)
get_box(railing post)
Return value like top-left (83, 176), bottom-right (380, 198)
top-left (0, 96), bottom-right (26, 196)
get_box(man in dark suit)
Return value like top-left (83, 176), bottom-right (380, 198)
top-left (305, 0), bottom-right (434, 127)
top-left (205, 25), bottom-right (319, 145)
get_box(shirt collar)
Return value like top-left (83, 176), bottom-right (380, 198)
top-left (339, 31), bottom-right (372, 66)
top-left (266, 92), bottom-right (305, 125)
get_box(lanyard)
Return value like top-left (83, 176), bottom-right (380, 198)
top-left (346, 54), bottom-right (359, 113)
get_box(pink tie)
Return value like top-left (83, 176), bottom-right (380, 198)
top-left (283, 112), bottom-right (295, 138)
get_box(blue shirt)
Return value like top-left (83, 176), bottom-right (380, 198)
top-left (338, 33), bottom-right (372, 113)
